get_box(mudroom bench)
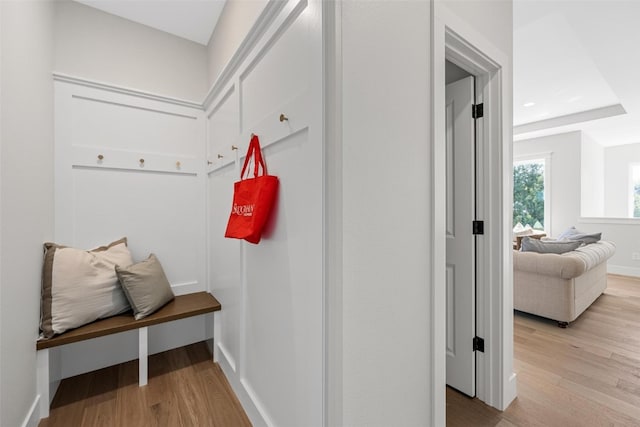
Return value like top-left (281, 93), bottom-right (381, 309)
top-left (36, 291), bottom-right (221, 419)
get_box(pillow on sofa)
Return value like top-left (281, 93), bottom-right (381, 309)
top-left (557, 226), bottom-right (601, 244)
top-left (520, 236), bottom-right (582, 254)
top-left (41, 238), bottom-right (133, 338)
top-left (116, 254), bottom-right (175, 320)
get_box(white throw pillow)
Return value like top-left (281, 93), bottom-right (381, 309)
top-left (40, 238), bottom-right (133, 338)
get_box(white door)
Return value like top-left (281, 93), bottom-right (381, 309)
top-left (445, 76), bottom-right (476, 397)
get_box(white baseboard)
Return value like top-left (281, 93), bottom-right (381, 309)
top-left (216, 351), bottom-right (268, 427)
top-left (608, 264), bottom-right (640, 278)
top-left (501, 372), bottom-right (518, 411)
top-left (21, 395), bottom-right (40, 427)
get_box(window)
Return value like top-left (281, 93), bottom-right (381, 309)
top-left (631, 164), bottom-right (640, 218)
top-left (513, 158), bottom-right (547, 231)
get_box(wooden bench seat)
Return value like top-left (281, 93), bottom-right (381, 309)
top-left (36, 291), bottom-right (221, 419)
top-left (37, 291), bottom-right (221, 350)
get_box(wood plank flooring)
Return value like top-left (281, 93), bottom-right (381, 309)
top-left (39, 342), bottom-right (251, 427)
top-left (448, 274), bottom-right (640, 427)
top-left (40, 274), bottom-right (640, 426)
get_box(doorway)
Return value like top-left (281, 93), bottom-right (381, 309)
top-left (431, 17), bottom-right (516, 423)
top-left (445, 61), bottom-right (477, 397)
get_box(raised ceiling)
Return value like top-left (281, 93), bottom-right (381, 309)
top-left (514, 1), bottom-right (640, 146)
top-left (75, 0), bottom-right (226, 45)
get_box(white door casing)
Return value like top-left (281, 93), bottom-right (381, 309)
top-left (445, 76), bottom-right (476, 397)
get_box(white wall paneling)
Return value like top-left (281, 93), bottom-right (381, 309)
top-left (52, 78), bottom-right (209, 386)
top-left (205, 0), bottom-right (323, 426)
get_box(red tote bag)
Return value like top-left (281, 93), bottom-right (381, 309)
top-left (224, 134), bottom-right (279, 244)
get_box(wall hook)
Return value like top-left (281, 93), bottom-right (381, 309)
top-left (217, 154), bottom-right (224, 159)
top-left (279, 113), bottom-right (288, 122)
top-left (176, 161), bottom-right (181, 168)
top-left (97, 154), bottom-right (104, 161)
top-left (232, 145), bottom-right (238, 151)
top-left (207, 160), bottom-right (213, 165)
top-left (139, 158), bottom-right (145, 165)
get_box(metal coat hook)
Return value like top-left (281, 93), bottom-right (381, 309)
top-left (232, 145), bottom-right (238, 151)
top-left (97, 154), bottom-right (104, 161)
top-left (176, 161), bottom-right (181, 168)
top-left (217, 154), bottom-right (224, 159)
top-left (207, 160), bottom-right (213, 165)
top-left (139, 158), bottom-right (145, 165)
top-left (279, 113), bottom-right (289, 122)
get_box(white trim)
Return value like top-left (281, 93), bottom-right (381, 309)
top-left (608, 265), bottom-right (640, 278)
top-left (202, 1), bottom-right (287, 109)
top-left (434, 1), bottom-right (516, 413)
top-left (0, 2), bottom-right (3, 423)
top-left (629, 163), bottom-right (640, 218)
top-left (240, 378), bottom-right (276, 427)
top-left (215, 354), bottom-right (266, 427)
top-left (514, 151), bottom-right (552, 162)
top-left (20, 395), bottom-right (40, 427)
top-left (52, 72), bottom-right (202, 109)
top-left (514, 152), bottom-right (553, 236)
top-left (323, 0), bottom-right (342, 425)
top-left (579, 217), bottom-right (640, 225)
top-left (514, 104), bottom-right (626, 136)
top-left (430, 7), bottom-right (447, 426)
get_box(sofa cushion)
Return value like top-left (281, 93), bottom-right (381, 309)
top-left (557, 226), bottom-right (602, 244)
top-left (520, 237), bottom-right (582, 254)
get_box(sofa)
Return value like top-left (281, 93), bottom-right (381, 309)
top-left (513, 240), bottom-right (616, 327)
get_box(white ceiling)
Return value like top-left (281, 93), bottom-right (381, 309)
top-left (75, 0), bottom-right (226, 45)
top-left (514, 1), bottom-right (640, 147)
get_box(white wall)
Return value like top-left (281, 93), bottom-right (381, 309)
top-left (579, 218), bottom-right (640, 277)
top-left (514, 131), bottom-right (582, 237)
top-left (54, 1), bottom-right (208, 101)
top-left (206, 0), bottom-right (267, 88)
top-left (338, 0), bottom-right (514, 423)
top-left (0, 2), bottom-right (55, 426)
top-left (581, 133), bottom-right (605, 217)
top-left (440, 0), bottom-right (513, 56)
top-left (604, 142), bottom-right (640, 217)
top-left (341, 2), bottom-right (432, 425)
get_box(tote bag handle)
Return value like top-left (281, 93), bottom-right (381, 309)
top-left (240, 134), bottom-right (267, 179)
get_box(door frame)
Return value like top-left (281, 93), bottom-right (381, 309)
top-left (431, 4), bottom-right (516, 424)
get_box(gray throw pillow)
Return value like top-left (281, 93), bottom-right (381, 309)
top-left (520, 236), bottom-right (582, 254)
top-left (116, 254), bottom-right (175, 320)
top-left (557, 226), bottom-right (601, 244)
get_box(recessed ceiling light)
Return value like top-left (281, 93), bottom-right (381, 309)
top-left (523, 102), bottom-right (536, 107)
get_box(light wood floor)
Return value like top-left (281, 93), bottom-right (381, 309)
top-left (39, 342), bottom-right (251, 427)
top-left (40, 275), bottom-right (640, 427)
top-left (448, 274), bottom-right (640, 427)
